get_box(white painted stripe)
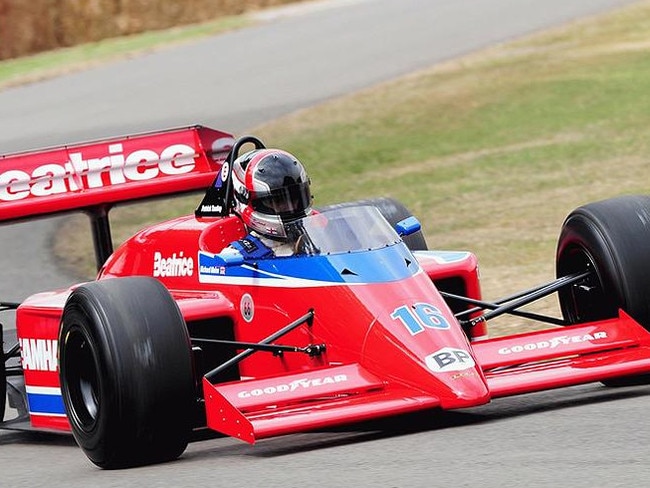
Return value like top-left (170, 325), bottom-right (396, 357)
top-left (413, 250), bottom-right (472, 264)
top-left (199, 274), bottom-right (347, 287)
top-left (25, 385), bottom-right (61, 395)
top-left (199, 267), bottom-right (426, 287)
top-left (29, 412), bottom-right (67, 418)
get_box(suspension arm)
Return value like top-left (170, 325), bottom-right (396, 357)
top-left (204, 309), bottom-right (315, 383)
top-left (441, 291), bottom-right (568, 326)
top-left (442, 271), bottom-right (591, 327)
top-left (193, 337), bottom-right (325, 357)
top-left (0, 302), bottom-right (20, 311)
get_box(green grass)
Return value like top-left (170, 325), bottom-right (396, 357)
top-left (50, 0), bottom-right (650, 335)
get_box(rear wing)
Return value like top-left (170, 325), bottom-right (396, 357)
top-left (0, 125), bottom-right (234, 221)
top-left (0, 125), bottom-right (235, 267)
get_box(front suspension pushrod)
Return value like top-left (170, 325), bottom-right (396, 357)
top-left (466, 271), bottom-right (591, 327)
top-left (193, 337), bottom-right (325, 356)
top-left (443, 271), bottom-right (590, 327)
top-left (441, 291), bottom-right (568, 326)
top-left (204, 309), bottom-right (315, 383)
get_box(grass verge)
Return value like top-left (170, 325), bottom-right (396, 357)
top-left (0, 15), bottom-right (251, 90)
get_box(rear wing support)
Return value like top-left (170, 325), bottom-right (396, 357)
top-left (88, 205), bottom-right (113, 270)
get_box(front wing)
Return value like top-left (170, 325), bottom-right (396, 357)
top-left (202, 311), bottom-right (650, 443)
top-left (203, 364), bottom-right (441, 444)
top-left (473, 311), bottom-right (650, 397)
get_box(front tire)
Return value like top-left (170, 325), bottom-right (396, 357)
top-left (59, 277), bottom-right (195, 468)
top-left (556, 195), bottom-right (650, 385)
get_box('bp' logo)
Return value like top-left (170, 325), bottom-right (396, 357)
top-left (425, 348), bottom-right (475, 373)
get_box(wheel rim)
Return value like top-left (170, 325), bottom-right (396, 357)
top-left (558, 243), bottom-right (616, 324)
top-left (62, 326), bottom-right (101, 432)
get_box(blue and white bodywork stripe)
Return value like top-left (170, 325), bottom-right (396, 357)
top-left (198, 244), bottom-right (422, 287)
top-left (26, 386), bottom-right (66, 417)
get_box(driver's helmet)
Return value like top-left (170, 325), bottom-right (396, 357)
top-left (231, 149), bottom-right (312, 240)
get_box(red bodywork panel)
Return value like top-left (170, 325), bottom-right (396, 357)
top-left (8, 126), bottom-right (650, 443)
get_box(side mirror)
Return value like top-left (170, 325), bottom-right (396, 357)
top-left (395, 216), bottom-right (421, 237)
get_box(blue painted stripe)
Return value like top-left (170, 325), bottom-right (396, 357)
top-left (199, 243), bottom-right (420, 285)
top-left (27, 392), bottom-right (66, 415)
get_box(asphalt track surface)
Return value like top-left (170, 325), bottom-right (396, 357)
top-left (0, 0), bottom-right (646, 486)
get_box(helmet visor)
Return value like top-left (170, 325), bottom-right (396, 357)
top-left (251, 181), bottom-right (311, 219)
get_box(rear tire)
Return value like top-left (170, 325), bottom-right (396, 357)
top-left (556, 195), bottom-right (650, 386)
top-left (318, 197), bottom-right (428, 251)
top-left (59, 277), bottom-right (195, 468)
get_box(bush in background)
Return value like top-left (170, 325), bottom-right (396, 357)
top-left (0, 0), bottom-right (302, 60)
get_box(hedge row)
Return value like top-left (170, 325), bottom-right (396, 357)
top-left (0, 0), bottom-right (302, 60)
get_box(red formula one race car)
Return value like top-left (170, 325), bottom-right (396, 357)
top-left (2, 126), bottom-right (650, 469)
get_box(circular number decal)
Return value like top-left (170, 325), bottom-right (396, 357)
top-left (240, 293), bottom-right (254, 323)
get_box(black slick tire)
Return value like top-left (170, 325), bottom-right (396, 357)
top-left (58, 277), bottom-right (194, 468)
top-left (556, 195), bottom-right (650, 386)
